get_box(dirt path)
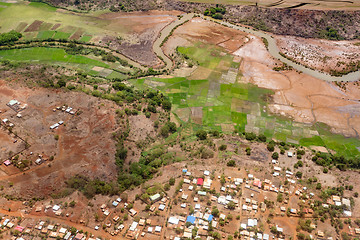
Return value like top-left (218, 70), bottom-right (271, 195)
top-left (153, 13), bottom-right (194, 71)
top-left (201, 15), bottom-right (360, 82)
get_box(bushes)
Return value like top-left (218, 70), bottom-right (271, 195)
top-left (295, 171), bottom-right (303, 179)
top-left (0, 30), bottom-right (22, 46)
top-left (160, 122), bottom-right (177, 137)
top-left (245, 147), bottom-right (251, 155)
top-left (227, 160), bottom-right (236, 167)
top-left (267, 142), bottom-right (275, 152)
top-left (219, 144), bottom-right (227, 151)
top-left (245, 132), bottom-right (256, 141)
top-left (204, 6), bottom-right (226, 20)
top-left (196, 130), bottom-right (207, 140)
top-left (66, 175), bottom-right (119, 198)
top-left (272, 152), bottom-right (279, 160)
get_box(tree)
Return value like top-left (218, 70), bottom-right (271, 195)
top-left (212, 231), bottom-right (221, 239)
top-left (69, 200), bottom-right (76, 207)
top-left (227, 160), bottom-right (236, 167)
top-left (227, 201), bottom-right (236, 210)
top-left (272, 152), bottom-right (279, 160)
top-left (219, 144), bottom-right (227, 151)
top-left (196, 130), bottom-right (207, 140)
top-left (160, 125), bottom-right (170, 137)
top-left (258, 134), bottom-right (266, 142)
top-left (57, 79), bottom-right (66, 88)
top-left (169, 177), bottom-right (175, 186)
top-left (295, 171), bottom-right (303, 179)
top-left (267, 143), bottom-right (275, 152)
top-left (246, 147), bottom-right (251, 155)
top-left (245, 132), bottom-right (256, 141)
top-left (211, 206), bottom-right (219, 217)
top-left (162, 100), bottom-right (172, 111)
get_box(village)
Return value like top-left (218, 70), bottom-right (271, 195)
top-left (0, 98), bottom-right (357, 239)
top-left (0, 148), bottom-right (357, 240)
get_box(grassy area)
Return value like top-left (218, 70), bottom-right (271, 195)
top-left (36, 30), bottom-right (55, 39)
top-left (28, 2), bottom-right (57, 12)
top-left (0, 47), bottom-right (121, 78)
top-left (0, 2), bottom-right (127, 37)
top-left (53, 31), bottom-right (72, 39)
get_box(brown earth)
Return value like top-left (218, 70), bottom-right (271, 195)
top-left (163, 17), bottom-right (248, 56)
top-left (276, 35), bottom-right (360, 74)
top-left (235, 34), bottom-right (360, 137)
top-left (45, 0), bottom-right (360, 40)
top-left (98, 10), bottom-right (183, 66)
top-left (0, 80), bottom-right (120, 198)
top-left (164, 16), bottom-right (360, 137)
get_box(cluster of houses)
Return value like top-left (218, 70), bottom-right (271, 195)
top-left (0, 215), bottom-right (101, 240)
top-left (7, 99), bottom-right (27, 113)
top-left (53, 105), bottom-right (76, 115)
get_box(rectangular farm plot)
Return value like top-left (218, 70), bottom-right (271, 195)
top-left (15, 22), bottom-right (28, 32)
top-left (36, 30), bottom-right (55, 39)
top-left (53, 31), bottom-right (72, 39)
top-left (79, 35), bottom-right (92, 42)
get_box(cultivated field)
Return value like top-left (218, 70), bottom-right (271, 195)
top-left (157, 17), bottom-right (360, 158)
top-left (0, 2), bottom-right (181, 66)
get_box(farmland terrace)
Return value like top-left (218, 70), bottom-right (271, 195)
top-left (42, 0), bottom-right (360, 40)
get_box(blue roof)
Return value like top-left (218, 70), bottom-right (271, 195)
top-left (208, 214), bottom-right (213, 222)
top-left (186, 215), bottom-right (195, 224)
top-left (182, 169), bottom-right (187, 173)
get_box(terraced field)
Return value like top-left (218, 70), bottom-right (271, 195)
top-left (0, 47), bottom-right (130, 79)
top-left (130, 43), bottom-right (360, 158)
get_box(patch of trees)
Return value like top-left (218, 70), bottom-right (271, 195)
top-left (66, 175), bottom-right (119, 198)
top-left (319, 26), bottom-right (343, 40)
top-left (117, 147), bottom-right (179, 190)
top-left (311, 151), bottom-right (360, 170)
top-left (0, 30), bottom-right (22, 46)
top-left (204, 5), bottom-right (226, 20)
top-left (160, 121), bottom-right (177, 137)
top-left (196, 130), bottom-right (207, 140)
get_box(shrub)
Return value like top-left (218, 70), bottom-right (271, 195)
top-left (272, 152), bottom-right (279, 160)
top-left (196, 130), bottom-right (207, 140)
top-left (246, 147), bottom-right (251, 155)
top-left (258, 134), bottom-right (267, 142)
top-left (219, 144), bottom-right (227, 151)
top-left (267, 143), bottom-right (275, 152)
top-left (227, 160), bottom-right (236, 167)
top-left (245, 132), bottom-right (256, 141)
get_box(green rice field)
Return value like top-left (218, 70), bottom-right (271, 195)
top-left (130, 43), bottom-right (360, 158)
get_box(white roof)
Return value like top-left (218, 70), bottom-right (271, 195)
top-left (274, 167), bottom-right (282, 171)
top-left (129, 222), bottom-right (138, 231)
top-left (168, 217), bottom-right (179, 225)
top-left (155, 226), bottom-right (162, 232)
top-left (52, 205), bottom-right (60, 211)
top-left (204, 170), bottom-right (210, 176)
